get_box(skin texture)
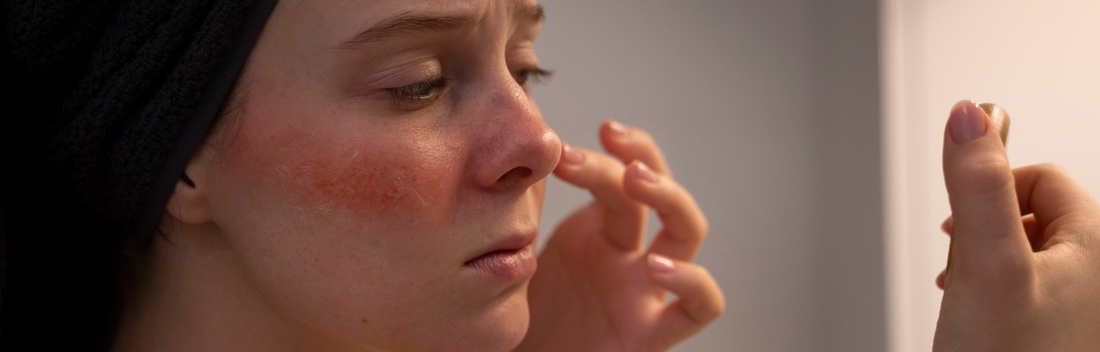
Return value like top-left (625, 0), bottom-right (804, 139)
top-left (113, 0), bottom-right (723, 351)
top-left (933, 101), bottom-right (1100, 351)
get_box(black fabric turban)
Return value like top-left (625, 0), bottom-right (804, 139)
top-left (0, 0), bottom-right (276, 349)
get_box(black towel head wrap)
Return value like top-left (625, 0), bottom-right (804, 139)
top-left (2, 0), bottom-right (276, 349)
top-left (39, 0), bottom-right (276, 245)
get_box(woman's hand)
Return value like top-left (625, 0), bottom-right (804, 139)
top-left (934, 101), bottom-right (1100, 351)
top-left (516, 120), bottom-right (724, 352)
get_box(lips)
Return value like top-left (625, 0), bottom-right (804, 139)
top-left (464, 232), bottom-right (537, 282)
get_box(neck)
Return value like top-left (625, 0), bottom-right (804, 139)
top-left (112, 221), bottom-right (361, 352)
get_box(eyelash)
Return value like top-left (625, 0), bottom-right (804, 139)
top-left (388, 75), bottom-right (451, 106)
top-left (514, 68), bottom-right (553, 87)
top-left (385, 67), bottom-right (552, 108)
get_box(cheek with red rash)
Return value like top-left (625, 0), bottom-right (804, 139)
top-left (219, 77), bottom-right (459, 224)
top-left (286, 152), bottom-right (433, 215)
top-left (227, 119), bottom-right (452, 221)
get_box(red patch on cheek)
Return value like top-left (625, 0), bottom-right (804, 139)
top-left (222, 84), bottom-right (447, 218)
top-left (288, 156), bottom-right (428, 213)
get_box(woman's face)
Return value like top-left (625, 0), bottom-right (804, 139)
top-left (199, 0), bottom-right (558, 350)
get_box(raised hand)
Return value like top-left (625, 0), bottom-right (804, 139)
top-left (934, 101), bottom-right (1100, 351)
top-left (517, 120), bottom-right (724, 352)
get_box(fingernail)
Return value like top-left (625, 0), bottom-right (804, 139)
top-left (562, 143), bottom-right (585, 165)
top-left (648, 253), bottom-right (676, 273)
top-left (607, 120), bottom-right (630, 140)
top-left (948, 100), bottom-right (987, 144)
top-left (635, 162), bottom-right (658, 184)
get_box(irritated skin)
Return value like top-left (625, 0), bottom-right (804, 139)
top-left (114, 0), bottom-right (560, 351)
top-left (226, 92), bottom-right (452, 219)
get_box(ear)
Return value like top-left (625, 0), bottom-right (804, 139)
top-left (164, 147), bottom-right (215, 224)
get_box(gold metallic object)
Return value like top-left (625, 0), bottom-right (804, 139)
top-left (979, 103), bottom-right (1011, 146)
top-left (945, 103), bottom-right (1011, 275)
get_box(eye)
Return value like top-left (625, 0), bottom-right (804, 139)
top-left (387, 75), bottom-right (451, 108)
top-left (514, 67), bottom-right (552, 88)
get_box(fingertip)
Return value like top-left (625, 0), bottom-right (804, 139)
top-left (650, 259), bottom-right (725, 328)
top-left (561, 142), bottom-right (585, 165)
top-left (622, 161), bottom-right (656, 198)
top-left (648, 253), bottom-right (677, 275)
top-left (942, 100), bottom-right (1010, 194)
top-left (936, 268), bottom-right (946, 290)
top-left (628, 160), bottom-right (659, 184)
top-left (940, 215), bottom-right (953, 236)
top-left (548, 146), bottom-right (641, 228)
top-left (553, 142), bottom-right (586, 177)
top-left (601, 119), bottom-right (631, 143)
top-left (947, 100), bottom-right (988, 145)
top-left (599, 120), bottom-right (633, 160)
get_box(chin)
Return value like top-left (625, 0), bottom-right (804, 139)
top-left (456, 282), bottom-right (532, 352)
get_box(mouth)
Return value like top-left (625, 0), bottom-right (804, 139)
top-left (463, 231), bottom-right (538, 282)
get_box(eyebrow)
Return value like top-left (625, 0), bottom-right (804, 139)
top-left (522, 4), bottom-right (545, 23)
top-left (337, 4), bottom-right (545, 49)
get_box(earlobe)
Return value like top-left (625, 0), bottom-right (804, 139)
top-left (165, 154), bottom-right (215, 225)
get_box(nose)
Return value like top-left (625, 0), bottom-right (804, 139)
top-left (467, 71), bottom-right (560, 192)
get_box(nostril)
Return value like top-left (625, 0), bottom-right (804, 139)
top-left (497, 167), bottom-right (533, 184)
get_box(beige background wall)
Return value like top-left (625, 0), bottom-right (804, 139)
top-left (535, 1), bottom-right (886, 351)
top-left (882, 1), bottom-right (1100, 351)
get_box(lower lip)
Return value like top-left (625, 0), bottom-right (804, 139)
top-left (464, 245), bottom-right (537, 282)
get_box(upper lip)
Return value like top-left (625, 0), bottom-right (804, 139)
top-left (465, 230), bottom-right (537, 264)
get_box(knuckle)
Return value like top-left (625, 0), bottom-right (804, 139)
top-left (696, 268), bottom-right (725, 321)
top-left (709, 299), bottom-right (726, 321)
top-left (634, 129), bottom-right (656, 144)
top-left (697, 216), bottom-right (710, 236)
top-left (596, 154), bottom-right (624, 179)
top-left (683, 198), bottom-right (708, 238)
top-left (950, 157), bottom-right (1013, 195)
top-left (682, 219), bottom-right (707, 243)
top-left (1036, 162), bottom-right (1068, 176)
top-left (696, 305), bottom-right (723, 324)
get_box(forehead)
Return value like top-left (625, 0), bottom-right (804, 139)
top-left (260, 0), bottom-right (543, 56)
top-left (340, 1), bottom-right (543, 49)
top-left (276, 0), bottom-right (541, 31)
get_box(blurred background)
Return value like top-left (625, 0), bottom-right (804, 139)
top-left (533, 0), bottom-right (1100, 351)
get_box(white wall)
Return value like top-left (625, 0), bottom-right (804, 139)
top-left (882, 1), bottom-right (1100, 352)
top-left (536, 1), bottom-right (885, 351)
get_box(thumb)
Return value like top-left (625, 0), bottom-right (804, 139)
top-left (942, 100), bottom-right (1031, 279)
